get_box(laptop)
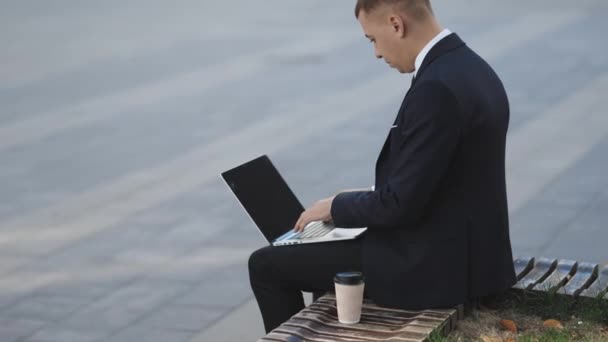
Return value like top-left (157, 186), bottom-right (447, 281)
top-left (221, 155), bottom-right (367, 246)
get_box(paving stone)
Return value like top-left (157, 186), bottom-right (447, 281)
top-left (35, 283), bottom-right (114, 299)
top-left (510, 200), bottom-right (583, 253)
top-left (139, 306), bottom-right (226, 332)
top-left (61, 306), bottom-right (141, 332)
top-left (538, 192), bottom-right (608, 262)
top-left (139, 243), bottom-right (252, 284)
top-left (0, 255), bottom-right (32, 274)
top-left (103, 326), bottom-right (196, 342)
top-left (1, 295), bottom-right (91, 322)
top-left (61, 281), bottom-right (188, 331)
top-left (0, 317), bottom-right (47, 342)
top-left (172, 264), bottom-right (252, 309)
top-left (24, 326), bottom-right (106, 342)
top-left (0, 294), bottom-right (22, 311)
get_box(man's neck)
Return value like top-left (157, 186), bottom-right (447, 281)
top-left (410, 19), bottom-right (444, 61)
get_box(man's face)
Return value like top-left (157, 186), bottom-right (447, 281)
top-left (357, 8), bottom-right (415, 73)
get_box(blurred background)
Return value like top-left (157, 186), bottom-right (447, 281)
top-left (1, 0), bottom-right (607, 341)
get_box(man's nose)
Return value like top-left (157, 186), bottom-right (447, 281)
top-left (374, 46), bottom-right (381, 59)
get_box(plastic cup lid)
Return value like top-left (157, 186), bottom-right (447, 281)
top-left (334, 271), bottom-right (364, 285)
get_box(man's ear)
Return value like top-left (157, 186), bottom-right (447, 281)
top-left (389, 15), bottom-right (406, 37)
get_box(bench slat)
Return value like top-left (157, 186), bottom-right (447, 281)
top-left (283, 320), bottom-right (429, 340)
top-left (580, 264), bottom-right (608, 298)
top-left (558, 262), bottom-right (598, 297)
top-left (532, 259), bottom-right (577, 292)
top-left (316, 294), bottom-right (458, 334)
top-left (261, 330), bottom-right (370, 342)
top-left (513, 257), bottom-right (557, 290)
top-left (514, 256), bottom-right (535, 280)
top-left (299, 308), bottom-right (446, 328)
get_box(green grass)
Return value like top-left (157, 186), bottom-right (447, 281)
top-left (518, 328), bottom-right (571, 342)
top-left (492, 289), bottom-right (608, 325)
top-left (428, 329), bottom-right (448, 342)
top-left (577, 298), bottom-right (608, 324)
top-left (444, 289), bottom-right (608, 341)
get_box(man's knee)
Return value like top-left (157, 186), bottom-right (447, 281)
top-left (248, 246), bottom-right (274, 279)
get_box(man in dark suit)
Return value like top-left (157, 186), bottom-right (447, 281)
top-left (249, 0), bottom-right (517, 333)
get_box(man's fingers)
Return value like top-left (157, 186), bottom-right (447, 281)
top-left (295, 213), bottom-right (306, 232)
top-left (299, 218), bottom-right (309, 232)
top-left (297, 213), bottom-right (311, 233)
top-left (294, 198), bottom-right (333, 233)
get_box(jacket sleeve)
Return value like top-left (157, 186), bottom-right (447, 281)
top-left (331, 81), bottom-right (462, 228)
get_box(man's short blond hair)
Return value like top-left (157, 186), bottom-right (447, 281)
top-left (355, 0), bottom-right (433, 20)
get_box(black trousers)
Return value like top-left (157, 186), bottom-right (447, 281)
top-left (248, 238), bottom-right (363, 333)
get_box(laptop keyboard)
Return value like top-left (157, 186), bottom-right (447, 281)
top-left (294, 221), bottom-right (333, 239)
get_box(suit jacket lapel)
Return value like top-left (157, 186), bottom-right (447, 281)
top-left (375, 33), bottom-right (466, 186)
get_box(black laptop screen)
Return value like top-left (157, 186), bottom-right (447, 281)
top-left (221, 155), bottom-right (305, 243)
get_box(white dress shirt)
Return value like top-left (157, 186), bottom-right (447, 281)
top-left (413, 28), bottom-right (452, 77)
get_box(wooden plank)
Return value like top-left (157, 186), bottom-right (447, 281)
top-left (259, 294), bottom-right (456, 342)
top-left (532, 259), bottom-right (577, 292)
top-left (302, 302), bottom-right (451, 334)
top-left (318, 295), bottom-right (458, 318)
top-left (513, 257), bottom-right (557, 290)
top-left (295, 309), bottom-right (445, 329)
top-left (558, 262), bottom-right (598, 297)
top-left (282, 320), bottom-right (428, 341)
top-left (316, 295), bottom-right (454, 336)
top-left (259, 331), bottom-right (306, 342)
top-left (580, 264), bottom-right (608, 298)
top-left (259, 330), bottom-right (367, 342)
top-left (514, 256), bottom-right (535, 280)
top-left (313, 299), bottom-right (451, 323)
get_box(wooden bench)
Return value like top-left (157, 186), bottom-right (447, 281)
top-left (258, 257), bottom-right (608, 342)
top-left (512, 256), bottom-right (608, 299)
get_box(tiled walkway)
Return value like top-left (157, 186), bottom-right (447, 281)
top-left (1, 1), bottom-right (608, 341)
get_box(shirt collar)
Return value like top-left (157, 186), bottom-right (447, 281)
top-left (414, 28), bottom-right (452, 77)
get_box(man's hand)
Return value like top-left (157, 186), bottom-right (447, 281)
top-left (294, 196), bottom-right (335, 233)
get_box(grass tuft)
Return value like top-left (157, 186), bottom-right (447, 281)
top-left (518, 328), bottom-right (571, 342)
top-left (444, 290), bottom-right (608, 341)
top-left (428, 329), bottom-right (448, 342)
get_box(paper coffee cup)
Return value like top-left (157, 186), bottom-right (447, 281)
top-left (334, 271), bottom-right (365, 324)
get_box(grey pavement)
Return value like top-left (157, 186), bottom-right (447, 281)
top-left (1, 0), bottom-right (608, 341)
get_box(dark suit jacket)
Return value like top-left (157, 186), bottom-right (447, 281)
top-left (331, 33), bottom-right (517, 309)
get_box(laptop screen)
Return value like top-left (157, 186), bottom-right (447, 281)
top-left (221, 155), bottom-right (305, 243)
